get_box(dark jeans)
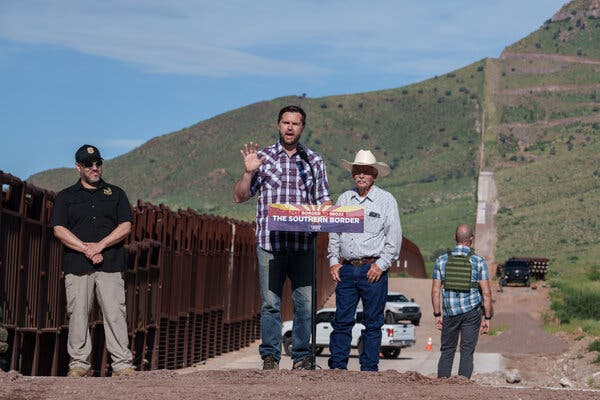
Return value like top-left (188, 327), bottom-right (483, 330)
top-left (329, 263), bottom-right (388, 371)
top-left (437, 307), bottom-right (482, 378)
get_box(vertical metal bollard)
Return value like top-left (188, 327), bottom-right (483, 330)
top-left (310, 234), bottom-right (317, 370)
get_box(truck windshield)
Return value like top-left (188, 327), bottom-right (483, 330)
top-left (387, 294), bottom-right (409, 302)
top-left (505, 261), bottom-right (528, 270)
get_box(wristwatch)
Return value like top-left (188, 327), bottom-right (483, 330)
top-left (433, 312), bottom-right (441, 317)
top-left (484, 315), bottom-right (492, 320)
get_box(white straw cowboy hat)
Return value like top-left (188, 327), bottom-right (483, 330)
top-left (340, 149), bottom-right (391, 177)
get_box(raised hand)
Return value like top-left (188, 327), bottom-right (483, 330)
top-left (240, 142), bottom-right (265, 173)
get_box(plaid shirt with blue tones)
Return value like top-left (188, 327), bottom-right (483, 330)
top-left (432, 245), bottom-right (489, 316)
top-left (249, 140), bottom-right (331, 251)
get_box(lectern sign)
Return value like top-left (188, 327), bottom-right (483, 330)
top-left (267, 204), bottom-right (364, 233)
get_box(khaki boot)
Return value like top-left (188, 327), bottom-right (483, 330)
top-left (112, 366), bottom-right (136, 377)
top-left (67, 367), bottom-right (88, 377)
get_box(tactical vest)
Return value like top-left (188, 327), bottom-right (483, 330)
top-left (443, 249), bottom-right (479, 291)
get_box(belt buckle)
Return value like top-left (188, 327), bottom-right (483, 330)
top-left (350, 259), bottom-right (363, 267)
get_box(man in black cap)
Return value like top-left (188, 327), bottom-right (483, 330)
top-left (50, 144), bottom-right (135, 377)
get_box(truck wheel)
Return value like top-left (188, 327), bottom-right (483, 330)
top-left (385, 312), bottom-right (395, 324)
top-left (315, 347), bottom-right (324, 356)
top-left (381, 349), bottom-right (400, 359)
top-left (412, 318), bottom-right (420, 326)
top-left (283, 334), bottom-right (292, 356)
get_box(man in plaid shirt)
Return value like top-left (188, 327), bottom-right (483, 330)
top-left (431, 224), bottom-right (493, 379)
top-left (233, 105), bottom-right (331, 370)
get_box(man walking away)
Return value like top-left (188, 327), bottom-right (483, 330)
top-left (431, 224), bottom-right (493, 378)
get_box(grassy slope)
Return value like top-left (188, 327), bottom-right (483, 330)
top-left (485, 0), bottom-right (600, 333)
top-left (27, 1), bottom-right (600, 300)
top-left (507, 0), bottom-right (600, 59)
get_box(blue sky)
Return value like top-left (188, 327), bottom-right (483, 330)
top-left (0, 0), bottom-right (566, 179)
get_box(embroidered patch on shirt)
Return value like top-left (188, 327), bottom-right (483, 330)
top-left (368, 211), bottom-right (380, 218)
top-left (103, 187), bottom-right (112, 196)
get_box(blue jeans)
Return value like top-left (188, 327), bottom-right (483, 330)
top-left (257, 246), bottom-right (312, 363)
top-left (437, 307), bottom-right (482, 378)
top-left (329, 263), bottom-right (388, 371)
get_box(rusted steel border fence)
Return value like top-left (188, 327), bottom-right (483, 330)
top-left (0, 171), bottom-right (330, 376)
top-left (0, 170), bottom-right (425, 376)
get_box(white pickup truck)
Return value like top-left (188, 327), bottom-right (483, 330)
top-left (281, 307), bottom-right (415, 359)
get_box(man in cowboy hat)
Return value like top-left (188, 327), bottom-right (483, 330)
top-left (327, 149), bottom-right (402, 371)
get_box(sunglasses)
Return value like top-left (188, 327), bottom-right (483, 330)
top-left (81, 160), bottom-right (103, 168)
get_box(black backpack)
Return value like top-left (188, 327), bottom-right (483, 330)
top-left (443, 249), bottom-right (479, 291)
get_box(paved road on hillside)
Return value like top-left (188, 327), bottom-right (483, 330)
top-left (474, 170), bottom-right (498, 264)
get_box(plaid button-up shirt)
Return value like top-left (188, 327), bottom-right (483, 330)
top-left (249, 140), bottom-right (331, 251)
top-left (432, 245), bottom-right (489, 316)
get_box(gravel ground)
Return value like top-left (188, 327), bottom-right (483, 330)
top-left (1, 278), bottom-right (599, 399)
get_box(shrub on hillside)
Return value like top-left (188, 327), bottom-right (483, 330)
top-left (587, 265), bottom-right (600, 281)
top-left (589, 339), bottom-right (600, 364)
top-left (589, 339), bottom-right (600, 352)
top-left (551, 282), bottom-right (600, 323)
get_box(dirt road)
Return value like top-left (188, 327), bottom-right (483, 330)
top-left (2, 277), bottom-right (599, 399)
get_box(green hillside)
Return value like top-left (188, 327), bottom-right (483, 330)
top-left (483, 0), bottom-right (600, 267)
top-left (484, 0), bottom-right (600, 333)
top-left (506, 0), bottom-right (600, 59)
top-left (28, 0), bottom-right (600, 293)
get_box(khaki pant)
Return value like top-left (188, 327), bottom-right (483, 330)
top-left (65, 271), bottom-right (132, 371)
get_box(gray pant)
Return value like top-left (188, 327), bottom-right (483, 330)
top-left (65, 271), bottom-right (133, 371)
top-left (437, 307), bottom-right (482, 378)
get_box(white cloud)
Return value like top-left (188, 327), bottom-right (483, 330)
top-left (0, 0), bottom-right (566, 77)
top-left (104, 138), bottom-right (146, 150)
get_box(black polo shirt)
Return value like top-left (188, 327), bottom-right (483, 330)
top-left (50, 179), bottom-right (133, 274)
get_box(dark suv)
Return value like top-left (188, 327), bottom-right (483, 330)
top-left (499, 259), bottom-right (530, 287)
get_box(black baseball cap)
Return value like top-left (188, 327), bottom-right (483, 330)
top-left (75, 144), bottom-right (103, 163)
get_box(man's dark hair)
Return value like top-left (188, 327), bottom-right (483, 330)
top-left (278, 105), bottom-right (306, 126)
